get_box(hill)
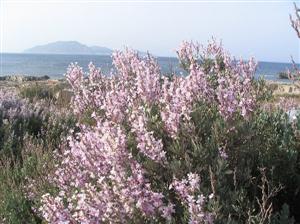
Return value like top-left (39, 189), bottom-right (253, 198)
top-left (24, 41), bottom-right (113, 55)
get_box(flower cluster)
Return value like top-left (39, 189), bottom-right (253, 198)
top-left (170, 173), bottom-right (214, 224)
top-left (40, 120), bottom-right (172, 223)
top-left (0, 89), bottom-right (28, 119)
top-left (0, 89), bottom-right (46, 121)
top-left (130, 107), bottom-right (166, 163)
top-left (177, 39), bottom-right (257, 120)
top-left (216, 57), bottom-right (257, 119)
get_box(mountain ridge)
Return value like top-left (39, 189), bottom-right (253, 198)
top-left (24, 41), bottom-right (113, 55)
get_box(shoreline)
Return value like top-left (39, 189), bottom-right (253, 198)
top-left (1, 75), bottom-right (300, 97)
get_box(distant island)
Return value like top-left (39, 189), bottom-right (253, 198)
top-left (24, 41), bottom-right (113, 55)
top-left (23, 41), bottom-right (149, 56)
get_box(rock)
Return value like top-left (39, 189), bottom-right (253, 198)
top-left (278, 72), bottom-right (289, 79)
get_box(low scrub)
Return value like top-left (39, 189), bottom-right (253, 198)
top-left (1, 37), bottom-right (300, 223)
top-left (34, 40), bottom-right (299, 223)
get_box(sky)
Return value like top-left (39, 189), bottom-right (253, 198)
top-left (0, 0), bottom-right (299, 63)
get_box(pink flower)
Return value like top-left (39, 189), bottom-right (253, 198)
top-left (171, 173), bottom-right (214, 224)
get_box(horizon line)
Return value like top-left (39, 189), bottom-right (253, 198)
top-left (0, 51), bottom-right (298, 65)
top-left (2, 0), bottom-right (297, 3)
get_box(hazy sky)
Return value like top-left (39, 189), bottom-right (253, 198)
top-left (0, 0), bottom-right (299, 63)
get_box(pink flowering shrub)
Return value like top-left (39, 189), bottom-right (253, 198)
top-left (290, 3), bottom-right (300, 38)
top-left (66, 39), bottom-right (257, 137)
top-left (38, 40), bottom-right (299, 223)
top-left (288, 3), bottom-right (300, 83)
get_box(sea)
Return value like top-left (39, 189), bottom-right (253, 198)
top-left (0, 53), bottom-right (298, 81)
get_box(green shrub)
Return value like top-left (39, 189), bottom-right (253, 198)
top-left (19, 81), bottom-right (70, 104)
top-left (134, 102), bottom-right (299, 222)
top-left (0, 91), bottom-right (77, 223)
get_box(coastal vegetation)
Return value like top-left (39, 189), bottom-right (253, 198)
top-left (0, 39), bottom-right (299, 224)
top-left (0, 3), bottom-right (299, 224)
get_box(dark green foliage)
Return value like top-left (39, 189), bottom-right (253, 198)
top-left (134, 100), bottom-right (299, 223)
top-left (0, 95), bottom-right (77, 223)
top-left (271, 204), bottom-right (295, 224)
top-left (0, 159), bottom-right (43, 224)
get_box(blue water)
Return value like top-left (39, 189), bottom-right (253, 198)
top-left (0, 53), bottom-right (298, 81)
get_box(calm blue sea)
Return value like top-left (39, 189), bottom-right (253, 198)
top-left (0, 53), bottom-right (298, 81)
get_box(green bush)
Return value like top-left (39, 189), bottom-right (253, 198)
top-left (130, 102), bottom-right (299, 223)
top-left (0, 92), bottom-right (77, 223)
top-left (19, 81), bottom-right (70, 103)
